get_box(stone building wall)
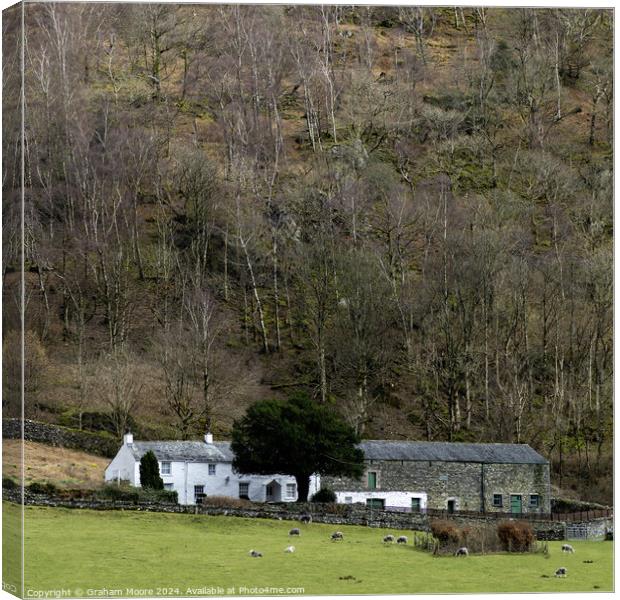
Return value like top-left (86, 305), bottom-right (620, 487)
top-left (323, 460), bottom-right (550, 514)
top-left (483, 463), bottom-right (551, 513)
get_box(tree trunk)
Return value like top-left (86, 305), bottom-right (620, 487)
top-left (296, 473), bottom-right (312, 502)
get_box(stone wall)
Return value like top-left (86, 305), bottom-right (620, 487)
top-left (323, 460), bottom-right (551, 514)
top-left (2, 418), bottom-right (118, 458)
top-left (3, 489), bottom-right (573, 540)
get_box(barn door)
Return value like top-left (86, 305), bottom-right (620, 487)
top-left (510, 495), bottom-right (522, 514)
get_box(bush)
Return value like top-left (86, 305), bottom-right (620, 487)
top-left (2, 477), bottom-right (18, 490)
top-left (95, 484), bottom-right (177, 504)
top-left (201, 495), bottom-right (253, 509)
top-left (497, 521), bottom-right (535, 552)
top-left (310, 488), bottom-right (337, 503)
top-left (430, 519), bottom-right (462, 544)
top-left (28, 481), bottom-right (57, 495)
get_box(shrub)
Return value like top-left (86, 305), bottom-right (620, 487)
top-left (497, 521), bottom-right (535, 552)
top-left (28, 482), bottom-right (57, 495)
top-left (430, 519), bottom-right (461, 544)
top-left (96, 485), bottom-right (140, 503)
top-left (310, 488), bottom-right (337, 503)
top-left (95, 484), bottom-right (177, 504)
top-left (201, 495), bottom-right (253, 509)
top-left (2, 477), bottom-right (17, 490)
top-left (139, 451), bottom-right (164, 490)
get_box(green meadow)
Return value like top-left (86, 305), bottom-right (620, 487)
top-left (5, 503), bottom-right (613, 596)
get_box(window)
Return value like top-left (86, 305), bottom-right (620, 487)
top-left (493, 494), bottom-right (503, 508)
top-left (344, 496), bottom-right (353, 504)
top-left (239, 482), bottom-right (249, 499)
top-left (366, 498), bottom-right (385, 510)
top-left (411, 498), bottom-right (421, 512)
top-left (161, 461), bottom-right (171, 475)
top-left (367, 471), bottom-right (377, 490)
top-left (164, 483), bottom-right (174, 491)
top-left (530, 494), bottom-right (540, 508)
top-left (286, 483), bottom-right (296, 499)
top-left (194, 485), bottom-right (205, 504)
top-left (208, 464), bottom-right (216, 476)
top-left (266, 484), bottom-right (273, 496)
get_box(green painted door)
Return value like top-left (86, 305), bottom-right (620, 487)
top-left (510, 494), bottom-right (522, 514)
top-left (367, 472), bottom-right (377, 489)
top-left (366, 498), bottom-right (385, 510)
top-left (411, 498), bottom-right (421, 512)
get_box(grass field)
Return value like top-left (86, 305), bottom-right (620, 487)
top-left (5, 503), bottom-right (613, 596)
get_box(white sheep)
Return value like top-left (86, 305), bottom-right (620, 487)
top-left (284, 545), bottom-right (295, 553)
top-left (555, 567), bottom-right (567, 578)
top-left (562, 544), bottom-right (575, 553)
top-left (249, 550), bottom-right (263, 558)
top-left (397, 536), bottom-right (408, 544)
top-left (454, 547), bottom-right (469, 557)
top-left (331, 531), bottom-right (344, 541)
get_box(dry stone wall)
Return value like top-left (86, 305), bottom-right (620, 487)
top-left (2, 418), bottom-right (118, 457)
top-left (3, 488), bottom-right (576, 540)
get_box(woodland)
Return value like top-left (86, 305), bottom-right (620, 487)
top-left (2, 5), bottom-right (613, 503)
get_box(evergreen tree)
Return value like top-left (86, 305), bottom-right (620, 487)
top-left (139, 450), bottom-right (164, 490)
top-left (231, 394), bottom-right (365, 501)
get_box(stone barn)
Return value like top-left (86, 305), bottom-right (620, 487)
top-left (321, 441), bottom-right (550, 514)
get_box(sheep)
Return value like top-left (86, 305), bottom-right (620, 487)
top-left (555, 567), bottom-right (567, 578)
top-left (289, 527), bottom-right (301, 536)
top-left (562, 544), bottom-right (575, 553)
top-left (397, 536), bottom-right (408, 544)
top-left (284, 546), bottom-right (295, 553)
top-left (454, 547), bottom-right (469, 557)
top-left (300, 514), bottom-right (312, 524)
top-left (249, 550), bottom-right (263, 558)
top-left (331, 531), bottom-right (344, 541)
top-left (383, 535), bottom-right (395, 543)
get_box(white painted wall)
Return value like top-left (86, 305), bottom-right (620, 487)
top-left (104, 444), bottom-right (139, 485)
top-left (104, 445), bottom-right (321, 506)
top-left (335, 490), bottom-right (428, 509)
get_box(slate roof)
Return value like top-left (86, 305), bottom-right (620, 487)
top-left (126, 439), bottom-right (547, 465)
top-left (359, 441), bottom-right (548, 465)
top-left (129, 441), bottom-right (234, 463)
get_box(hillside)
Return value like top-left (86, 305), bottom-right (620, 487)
top-left (2, 440), bottom-right (110, 489)
top-left (2, 6), bottom-right (613, 503)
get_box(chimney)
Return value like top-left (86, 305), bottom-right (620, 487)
top-left (123, 431), bottom-right (133, 445)
top-left (205, 432), bottom-right (213, 444)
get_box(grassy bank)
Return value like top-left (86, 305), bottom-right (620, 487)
top-left (5, 503), bottom-right (613, 595)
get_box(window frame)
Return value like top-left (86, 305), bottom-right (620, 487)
top-left (160, 461), bottom-right (171, 475)
top-left (493, 494), bottom-right (503, 508)
top-left (208, 464), bottom-right (216, 476)
top-left (239, 482), bottom-right (250, 499)
top-left (194, 485), bottom-right (205, 504)
top-left (164, 483), bottom-right (174, 491)
top-left (529, 494), bottom-right (540, 508)
top-left (286, 483), bottom-right (296, 499)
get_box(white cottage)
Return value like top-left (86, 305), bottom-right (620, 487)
top-left (104, 432), bottom-right (320, 505)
